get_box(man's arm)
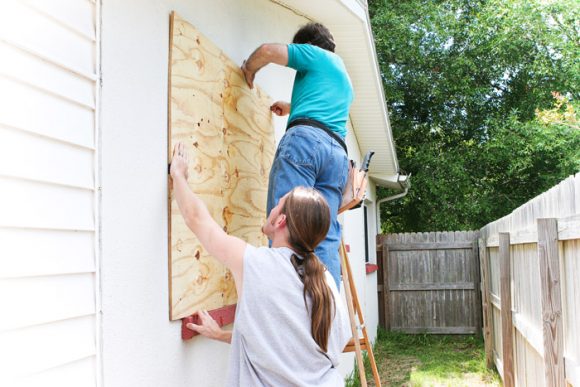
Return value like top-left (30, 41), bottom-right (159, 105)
top-left (241, 43), bottom-right (288, 89)
top-left (170, 143), bottom-right (246, 285)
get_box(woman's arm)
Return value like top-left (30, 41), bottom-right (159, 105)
top-left (170, 143), bottom-right (246, 286)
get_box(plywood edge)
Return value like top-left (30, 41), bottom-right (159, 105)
top-left (167, 10), bottom-right (176, 320)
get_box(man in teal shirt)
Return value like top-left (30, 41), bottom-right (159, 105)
top-left (242, 23), bottom-right (354, 287)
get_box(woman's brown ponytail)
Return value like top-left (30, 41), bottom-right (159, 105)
top-left (283, 187), bottom-right (335, 352)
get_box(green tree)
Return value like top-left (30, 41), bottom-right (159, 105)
top-left (370, 0), bottom-right (580, 232)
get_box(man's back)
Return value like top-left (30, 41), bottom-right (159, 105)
top-left (287, 44), bottom-right (353, 138)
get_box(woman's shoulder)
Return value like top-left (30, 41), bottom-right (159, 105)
top-left (243, 245), bottom-right (294, 268)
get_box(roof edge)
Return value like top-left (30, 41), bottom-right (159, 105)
top-left (370, 173), bottom-right (410, 190)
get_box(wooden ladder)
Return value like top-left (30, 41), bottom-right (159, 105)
top-left (340, 241), bottom-right (381, 387)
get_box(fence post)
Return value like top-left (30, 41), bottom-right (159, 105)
top-left (537, 218), bottom-right (565, 386)
top-left (382, 242), bottom-right (391, 331)
top-left (376, 234), bottom-right (385, 329)
top-left (499, 232), bottom-right (515, 387)
top-left (479, 237), bottom-right (493, 368)
top-left (472, 235), bottom-right (482, 337)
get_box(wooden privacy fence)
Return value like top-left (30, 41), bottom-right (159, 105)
top-left (376, 231), bottom-right (482, 334)
top-left (480, 173), bottom-right (580, 387)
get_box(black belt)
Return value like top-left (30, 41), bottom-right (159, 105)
top-left (286, 118), bottom-right (348, 155)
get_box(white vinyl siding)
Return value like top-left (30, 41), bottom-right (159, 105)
top-left (0, 1), bottom-right (98, 386)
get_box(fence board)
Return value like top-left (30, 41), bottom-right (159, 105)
top-left (382, 238), bottom-right (391, 331)
top-left (479, 238), bottom-right (493, 367)
top-left (390, 283), bottom-right (474, 291)
top-left (500, 233), bottom-right (515, 387)
top-left (377, 234), bottom-right (386, 329)
top-left (537, 219), bottom-right (565, 386)
top-left (562, 239), bottom-right (580, 377)
top-left (473, 238), bottom-right (483, 336)
top-left (387, 242), bottom-right (473, 251)
top-left (514, 329), bottom-right (544, 387)
top-left (512, 312), bottom-right (544, 357)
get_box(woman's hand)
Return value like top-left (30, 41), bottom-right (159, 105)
top-left (170, 142), bottom-right (189, 181)
top-left (186, 310), bottom-right (232, 343)
top-left (270, 101), bottom-right (291, 116)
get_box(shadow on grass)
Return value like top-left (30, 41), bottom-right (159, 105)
top-left (346, 329), bottom-right (500, 387)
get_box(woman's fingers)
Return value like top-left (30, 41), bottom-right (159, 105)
top-left (186, 322), bottom-right (202, 332)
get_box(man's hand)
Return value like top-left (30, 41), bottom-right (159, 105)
top-left (270, 101), bottom-right (291, 116)
top-left (241, 44), bottom-right (288, 89)
top-left (186, 310), bottom-right (232, 343)
top-left (241, 60), bottom-right (256, 89)
top-left (170, 142), bottom-right (189, 180)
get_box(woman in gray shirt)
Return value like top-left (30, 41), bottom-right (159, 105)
top-left (171, 143), bottom-right (350, 386)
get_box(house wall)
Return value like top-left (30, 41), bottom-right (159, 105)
top-left (0, 1), bottom-right (99, 386)
top-left (101, 0), bottom-right (377, 386)
top-left (343, 130), bottom-right (379, 345)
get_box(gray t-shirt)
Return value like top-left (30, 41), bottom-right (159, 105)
top-left (226, 245), bottom-right (351, 387)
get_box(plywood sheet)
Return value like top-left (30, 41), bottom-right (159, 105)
top-left (168, 12), bottom-right (274, 320)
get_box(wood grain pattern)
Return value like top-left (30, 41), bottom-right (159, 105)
top-left (499, 232), bottom-right (515, 387)
top-left (472, 239), bottom-right (483, 337)
top-left (382, 241), bottom-right (391, 331)
top-left (168, 12), bottom-right (275, 320)
top-left (537, 218), bottom-right (565, 386)
top-left (479, 238), bottom-right (494, 368)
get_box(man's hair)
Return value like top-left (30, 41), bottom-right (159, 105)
top-left (292, 23), bottom-right (335, 52)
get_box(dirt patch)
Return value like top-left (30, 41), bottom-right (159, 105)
top-left (371, 355), bottom-right (421, 386)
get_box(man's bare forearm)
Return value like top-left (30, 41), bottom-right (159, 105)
top-left (246, 44), bottom-right (287, 71)
top-left (242, 44), bottom-right (288, 88)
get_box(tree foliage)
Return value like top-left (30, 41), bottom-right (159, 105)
top-left (370, 0), bottom-right (580, 232)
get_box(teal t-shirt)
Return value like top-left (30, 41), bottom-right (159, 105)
top-left (287, 44), bottom-right (353, 138)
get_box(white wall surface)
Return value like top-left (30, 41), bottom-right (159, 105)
top-left (343, 126), bottom-right (380, 344)
top-left (101, 0), bottom-right (378, 385)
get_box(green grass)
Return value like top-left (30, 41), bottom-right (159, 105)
top-left (345, 330), bottom-right (501, 387)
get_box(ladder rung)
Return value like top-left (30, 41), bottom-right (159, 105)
top-left (344, 343), bottom-right (368, 352)
top-left (343, 337), bottom-right (368, 353)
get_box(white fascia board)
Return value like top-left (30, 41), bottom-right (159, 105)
top-left (370, 173), bottom-right (409, 190)
top-left (338, 0), bottom-right (368, 21)
top-left (272, 0), bottom-right (405, 190)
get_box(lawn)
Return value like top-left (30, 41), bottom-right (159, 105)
top-left (346, 330), bottom-right (501, 387)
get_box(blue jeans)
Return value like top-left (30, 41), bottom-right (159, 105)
top-left (267, 125), bottom-right (348, 287)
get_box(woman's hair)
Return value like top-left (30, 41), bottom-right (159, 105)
top-left (292, 23), bottom-right (336, 53)
top-left (282, 187), bottom-right (335, 352)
